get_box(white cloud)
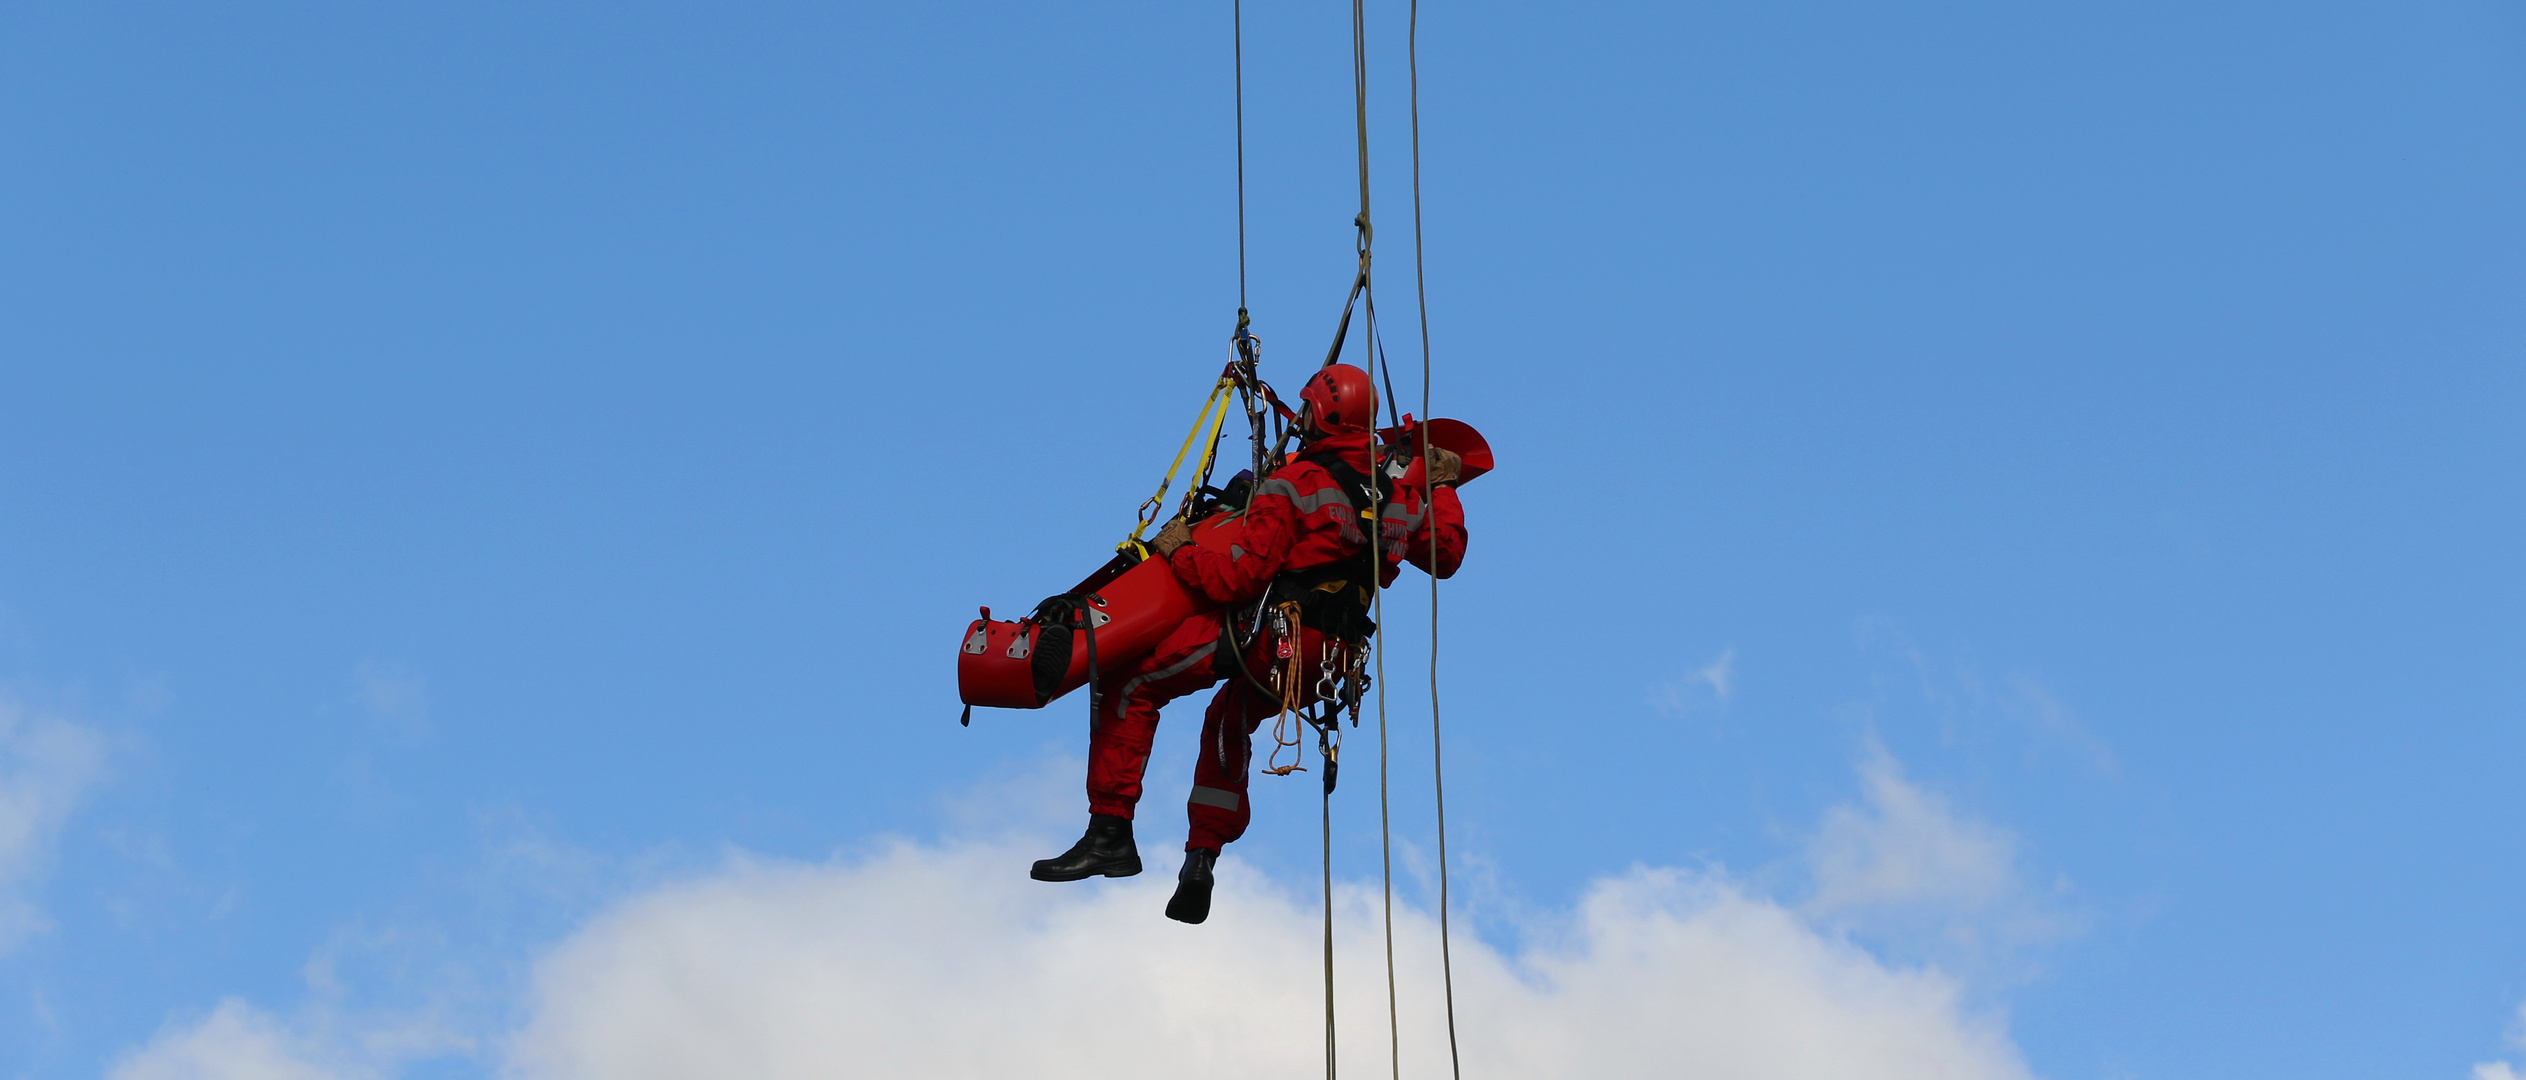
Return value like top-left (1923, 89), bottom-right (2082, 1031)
top-left (1807, 743), bottom-right (2016, 915)
top-left (105, 971), bottom-right (472, 1080)
top-left (110, 753), bottom-right (2050, 1080)
top-left (505, 836), bottom-right (2028, 1080)
top-left (108, 1000), bottom-right (357, 1080)
top-left (1699, 646), bottom-right (1737, 703)
top-left (2472, 1000), bottom-right (2526, 1080)
top-left (0, 697), bottom-right (107, 952)
top-left (1803, 741), bottom-right (2072, 961)
top-left (1655, 646), bottom-right (1737, 714)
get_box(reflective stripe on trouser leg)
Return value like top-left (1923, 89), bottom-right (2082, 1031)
top-left (1112, 640), bottom-right (1218, 722)
top-left (1087, 615), bottom-right (1230, 819)
top-left (1186, 670), bottom-right (1280, 850)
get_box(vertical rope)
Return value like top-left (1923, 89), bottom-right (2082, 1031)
top-left (1229, 0), bottom-right (1267, 488)
top-left (1369, 329), bottom-right (1401, 1080)
top-left (1233, 0), bottom-right (1248, 313)
top-left (1322, 763), bottom-right (1338, 1080)
top-left (1351, 0), bottom-right (1372, 232)
top-left (1334, 3), bottom-right (1373, 1078)
top-left (1408, 0), bottom-right (1464, 1074)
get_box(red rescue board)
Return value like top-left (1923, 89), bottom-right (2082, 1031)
top-left (957, 512), bottom-right (1246, 709)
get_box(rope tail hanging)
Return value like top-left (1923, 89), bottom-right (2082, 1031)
top-left (1262, 602), bottom-right (1311, 776)
top-left (1371, 306), bottom-right (1401, 1080)
top-left (1325, 0), bottom-right (1379, 1074)
top-left (1231, 3), bottom-right (1455, 1076)
top-left (1408, 0), bottom-right (1465, 1073)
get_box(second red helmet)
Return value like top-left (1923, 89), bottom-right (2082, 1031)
top-left (1299, 363), bottom-right (1378, 436)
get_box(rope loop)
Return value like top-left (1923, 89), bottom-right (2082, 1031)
top-left (1260, 601), bottom-right (1311, 776)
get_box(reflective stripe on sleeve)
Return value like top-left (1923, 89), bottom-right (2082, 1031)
top-left (1189, 786), bottom-right (1242, 810)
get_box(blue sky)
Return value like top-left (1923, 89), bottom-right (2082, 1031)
top-left (2, 2), bottom-right (2521, 1077)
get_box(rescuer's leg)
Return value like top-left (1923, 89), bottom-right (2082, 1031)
top-left (1037, 616), bottom-right (1223, 882)
top-left (1184, 676), bottom-right (1270, 852)
top-left (1035, 673), bottom-right (1166, 882)
top-left (1167, 662), bottom-right (1279, 924)
top-left (1168, 629), bottom-right (1330, 923)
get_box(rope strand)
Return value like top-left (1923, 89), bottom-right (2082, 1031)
top-left (1352, 0), bottom-right (1372, 234)
top-left (1331, 2), bottom-right (1373, 1077)
top-left (1322, 749), bottom-right (1338, 1080)
top-left (1233, 0), bottom-right (1248, 311)
top-left (1407, 0), bottom-right (1463, 1073)
top-left (1370, 325), bottom-right (1401, 1080)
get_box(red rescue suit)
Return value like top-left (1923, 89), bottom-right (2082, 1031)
top-left (1085, 429), bottom-right (1468, 851)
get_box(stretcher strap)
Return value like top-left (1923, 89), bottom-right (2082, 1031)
top-left (1122, 376), bottom-right (1239, 557)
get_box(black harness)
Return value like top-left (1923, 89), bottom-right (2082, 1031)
top-left (1212, 444), bottom-right (1403, 702)
top-left (1265, 448), bottom-right (1398, 642)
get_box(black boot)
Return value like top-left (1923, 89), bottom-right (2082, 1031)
top-left (1166, 847), bottom-right (1218, 924)
top-left (1030, 814), bottom-right (1142, 881)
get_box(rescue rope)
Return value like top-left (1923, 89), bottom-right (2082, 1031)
top-left (1234, 0), bottom-right (1249, 315)
top-left (1370, 412), bottom-right (1400, 1080)
top-left (1351, 0), bottom-right (1371, 239)
top-left (1408, 0), bottom-right (1464, 1072)
top-left (1331, 1), bottom-right (1373, 1073)
top-left (1261, 601), bottom-right (1310, 776)
top-left (1321, 722), bottom-right (1338, 1080)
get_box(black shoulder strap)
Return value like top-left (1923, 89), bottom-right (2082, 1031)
top-left (1310, 451), bottom-right (1394, 518)
top-left (1276, 451), bottom-right (1397, 629)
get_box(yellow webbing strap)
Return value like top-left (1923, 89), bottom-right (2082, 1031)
top-left (1121, 377), bottom-right (1238, 556)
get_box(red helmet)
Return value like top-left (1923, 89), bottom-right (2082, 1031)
top-left (1299, 363), bottom-right (1378, 436)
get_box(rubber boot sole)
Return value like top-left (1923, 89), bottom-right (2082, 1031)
top-left (1029, 855), bottom-right (1143, 882)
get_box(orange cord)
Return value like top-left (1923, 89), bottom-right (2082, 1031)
top-left (1260, 601), bottom-right (1310, 775)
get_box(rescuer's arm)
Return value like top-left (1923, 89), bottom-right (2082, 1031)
top-left (1167, 473), bottom-right (1301, 603)
top-left (1396, 483), bottom-right (1467, 580)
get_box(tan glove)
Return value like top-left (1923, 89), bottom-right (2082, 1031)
top-left (1149, 517), bottom-right (1194, 557)
top-left (1426, 447), bottom-right (1464, 487)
